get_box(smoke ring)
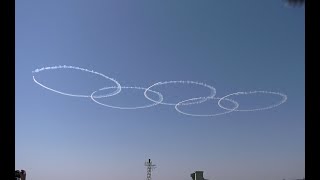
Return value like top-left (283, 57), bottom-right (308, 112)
top-left (91, 86), bottom-right (164, 110)
top-left (32, 65), bottom-right (122, 98)
top-left (217, 91), bottom-right (288, 112)
top-left (175, 97), bottom-right (239, 117)
top-left (144, 81), bottom-right (216, 106)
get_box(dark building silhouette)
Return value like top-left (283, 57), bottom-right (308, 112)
top-left (191, 171), bottom-right (207, 180)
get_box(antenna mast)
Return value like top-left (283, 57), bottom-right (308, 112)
top-left (144, 159), bottom-right (156, 180)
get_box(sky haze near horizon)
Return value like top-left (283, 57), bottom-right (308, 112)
top-left (16, 1), bottom-right (304, 180)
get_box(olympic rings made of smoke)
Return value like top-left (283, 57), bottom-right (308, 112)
top-left (32, 65), bottom-right (288, 117)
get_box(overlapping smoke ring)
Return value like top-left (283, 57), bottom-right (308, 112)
top-left (32, 66), bottom-right (289, 116)
top-left (217, 91), bottom-right (288, 112)
top-left (32, 65), bottom-right (122, 98)
top-left (175, 97), bottom-right (239, 117)
top-left (144, 80), bottom-right (217, 106)
top-left (90, 86), bottom-right (164, 110)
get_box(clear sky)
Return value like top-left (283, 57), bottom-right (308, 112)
top-left (15, 0), bottom-right (305, 180)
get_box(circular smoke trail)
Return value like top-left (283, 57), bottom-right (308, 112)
top-left (32, 65), bottom-right (122, 98)
top-left (91, 86), bottom-right (164, 110)
top-left (175, 97), bottom-right (239, 117)
top-left (217, 91), bottom-right (288, 112)
top-left (144, 80), bottom-right (217, 106)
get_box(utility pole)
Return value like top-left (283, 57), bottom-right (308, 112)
top-left (144, 159), bottom-right (156, 180)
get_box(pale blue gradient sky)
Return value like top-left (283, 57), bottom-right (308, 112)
top-left (15, 1), bottom-right (304, 180)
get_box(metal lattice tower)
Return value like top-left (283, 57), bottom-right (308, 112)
top-left (144, 159), bottom-right (156, 180)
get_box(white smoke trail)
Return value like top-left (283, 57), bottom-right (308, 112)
top-left (32, 65), bottom-right (288, 116)
top-left (32, 65), bottom-right (121, 98)
top-left (90, 86), bottom-right (163, 110)
top-left (175, 97), bottom-right (239, 117)
top-left (217, 91), bottom-right (288, 112)
top-left (144, 80), bottom-right (216, 106)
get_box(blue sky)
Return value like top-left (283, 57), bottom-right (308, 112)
top-left (15, 1), bottom-right (304, 180)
